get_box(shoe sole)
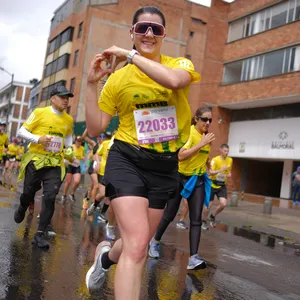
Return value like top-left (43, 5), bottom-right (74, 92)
top-left (187, 261), bottom-right (207, 270)
top-left (32, 239), bottom-right (50, 250)
top-left (176, 225), bottom-right (188, 230)
top-left (86, 244), bottom-right (110, 291)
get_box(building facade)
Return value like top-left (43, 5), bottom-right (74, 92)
top-left (28, 79), bottom-right (41, 117)
top-left (39, 0), bottom-right (300, 200)
top-left (0, 81), bottom-right (33, 138)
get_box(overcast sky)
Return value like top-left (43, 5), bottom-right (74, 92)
top-left (0, 0), bottom-right (63, 89)
top-left (0, 0), bottom-right (214, 89)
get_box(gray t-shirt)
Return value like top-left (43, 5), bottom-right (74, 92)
top-left (292, 171), bottom-right (300, 186)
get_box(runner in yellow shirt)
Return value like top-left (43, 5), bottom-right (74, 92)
top-left (149, 107), bottom-right (215, 270)
top-left (85, 6), bottom-right (200, 297)
top-left (61, 136), bottom-right (85, 203)
top-left (3, 138), bottom-right (19, 189)
top-left (0, 122), bottom-right (9, 183)
top-left (202, 144), bottom-right (233, 229)
top-left (14, 86), bottom-right (74, 249)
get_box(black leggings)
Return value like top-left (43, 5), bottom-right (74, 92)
top-left (154, 174), bottom-right (205, 256)
top-left (20, 161), bottom-right (62, 232)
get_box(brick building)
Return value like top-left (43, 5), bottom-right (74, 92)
top-left (39, 0), bottom-right (300, 200)
top-left (0, 81), bottom-right (33, 138)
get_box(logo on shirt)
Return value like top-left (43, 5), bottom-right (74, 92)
top-left (135, 101), bottom-right (168, 109)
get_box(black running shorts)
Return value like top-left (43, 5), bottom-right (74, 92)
top-left (104, 139), bottom-right (179, 209)
top-left (210, 185), bottom-right (227, 201)
top-left (88, 161), bottom-right (95, 175)
top-left (97, 174), bottom-right (104, 185)
top-left (67, 165), bottom-right (81, 174)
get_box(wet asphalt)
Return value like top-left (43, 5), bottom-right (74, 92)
top-left (0, 178), bottom-right (299, 300)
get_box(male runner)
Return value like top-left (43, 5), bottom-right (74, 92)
top-left (202, 144), bottom-right (233, 228)
top-left (0, 123), bottom-right (9, 183)
top-left (14, 86), bottom-right (74, 249)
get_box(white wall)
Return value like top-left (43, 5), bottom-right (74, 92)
top-left (228, 118), bottom-right (300, 160)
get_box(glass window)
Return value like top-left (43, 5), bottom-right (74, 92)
top-left (61, 27), bottom-right (74, 45)
top-left (263, 49), bottom-right (285, 77)
top-left (78, 22), bottom-right (83, 38)
top-left (288, 0), bottom-right (296, 22)
top-left (57, 54), bottom-right (70, 71)
top-left (48, 39), bottom-right (56, 54)
top-left (70, 78), bottom-right (75, 93)
top-left (73, 50), bottom-right (79, 66)
top-left (223, 60), bottom-right (243, 84)
top-left (270, 1), bottom-right (288, 29)
top-left (228, 18), bottom-right (244, 41)
top-left (296, 0), bottom-right (300, 19)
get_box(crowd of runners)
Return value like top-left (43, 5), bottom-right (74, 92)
top-left (9, 5), bottom-right (236, 300)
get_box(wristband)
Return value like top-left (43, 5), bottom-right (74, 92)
top-left (127, 49), bottom-right (140, 64)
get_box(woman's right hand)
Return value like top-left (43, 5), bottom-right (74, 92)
top-left (87, 54), bottom-right (112, 84)
top-left (200, 133), bottom-right (215, 147)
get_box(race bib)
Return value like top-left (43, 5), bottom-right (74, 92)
top-left (44, 136), bottom-right (63, 153)
top-left (216, 173), bottom-right (226, 182)
top-left (134, 106), bottom-right (178, 145)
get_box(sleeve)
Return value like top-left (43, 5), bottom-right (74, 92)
top-left (211, 158), bottom-right (217, 171)
top-left (182, 134), bottom-right (193, 150)
top-left (228, 158), bottom-right (233, 172)
top-left (64, 134), bottom-right (73, 148)
top-left (17, 126), bottom-right (40, 144)
top-left (172, 57), bottom-right (201, 83)
top-left (23, 109), bottom-right (41, 132)
top-left (98, 75), bottom-right (117, 116)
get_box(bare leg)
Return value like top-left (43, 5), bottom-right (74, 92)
top-left (106, 197), bottom-right (163, 300)
top-left (71, 173), bottom-right (81, 195)
top-left (212, 197), bottom-right (227, 218)
top-left (63, 173), bottom-right (72, 195)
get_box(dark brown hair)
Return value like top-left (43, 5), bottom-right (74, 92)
top-left (191, 106), bottom-right (212, 125)
top-left (132, 6), bottom-right (166, 26)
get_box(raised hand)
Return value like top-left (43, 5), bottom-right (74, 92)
top-left (87, 54), bottom-right (112, 84)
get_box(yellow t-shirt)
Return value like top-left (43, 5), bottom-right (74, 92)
top-left (178, 125), bottom-right (211, 176)
top-left (7, 143), bottom-right (19, 156)
top-left (0, 133), bottom-right (9, 155)
top-left (99, 55), bottom-right (200, 153)
top-left (72, 144), bottom-right (85, 160)
top-left (97, 138), bottom-right (114, 176)
top-left (210, 155), bottom-right (233, 188)
top-left (23, 106), bottom-right (73, 155)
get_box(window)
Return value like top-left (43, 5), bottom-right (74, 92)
top-left (189, 31), bottom-right (194, 37)
top-left (78, 22), bottom-right (83, 38)
top-left (270, 1), bottom-right (288, 29)
top-left (44, 54), bottom-right (70, 78)
top-left (73, 50), bottom-right (79, 66)
top-left (41, 81), bottom-right (66, 101)
top-left (223, 45), bottom-right (300, 84)
top-left (47, 27), bottom-right (74, 54)
top-left (228, 0), bottom-right (299, 42)
top-left (61, 27), bottom-right (73, 45)
top-left (185, 54), bottom-right (192, 60)
top-left (70, 78), bottom-right (75, 93)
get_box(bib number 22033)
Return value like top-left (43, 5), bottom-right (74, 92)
top-left (134, 106), bottom-right (178, 145)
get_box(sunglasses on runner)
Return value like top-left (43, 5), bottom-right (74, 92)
top-left (197, 116), bottom-right (212, 124)
top-left (132, 21), bottom-right (165, 37)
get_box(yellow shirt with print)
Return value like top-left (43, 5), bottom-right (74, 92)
top-left (72, 145), bottom-right (85, 160)
top-left (23, 106), bottom-right (73, 155)
top-left (0, 133), bottom-right (9, 156)
top-left (99, 55), bottom-right (200, 153)
top-left (97, 139), bottom-right (114, 176)
top-left (178, 125), bottom-right (211, 176)
top-left (8, 143), bottom-right (19, 156)
top-left (210, 155), bottom-right (233, 189)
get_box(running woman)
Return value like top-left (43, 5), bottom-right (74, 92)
top-left (61, 136), bottom-right (85, 203)
top-left (0, 123), bottom-right (9, 182)
top-left (84, 6), bottom-right (200, 299)
top-left (149, 107), bottom-right (214, 270)
top-left (203, 144), bottom-right (233, 228)
top-left (14, 86), bottom-right (74, 249)
top-left (3, 137), bottom-right (19, 189)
